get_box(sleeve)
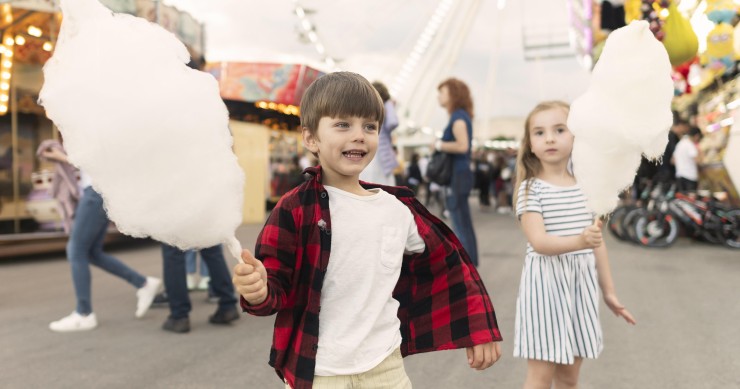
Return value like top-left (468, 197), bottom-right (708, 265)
top-left (241, 198), bottom-right (299, 316)
top-left (516, 180), bottom-right (542, 218)
top-left (384, 101), bottom-right (399, 132)
top-left (404, 217), bottom-right (426, 254)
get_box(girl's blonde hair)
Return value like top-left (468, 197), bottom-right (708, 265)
top-left (513, 101), bottom-right (571, 207)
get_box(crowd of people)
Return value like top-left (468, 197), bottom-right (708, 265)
top-left (40, 72), bottom-right (663, 389)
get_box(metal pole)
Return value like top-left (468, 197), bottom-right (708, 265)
top-left (10, 48), bottom-right (19, 233)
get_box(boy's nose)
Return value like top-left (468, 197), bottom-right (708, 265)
top-left (352, 129), bottom-right (365, 143)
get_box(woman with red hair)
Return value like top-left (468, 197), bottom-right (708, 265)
top-left (432, 78), bottom-right (478, 266)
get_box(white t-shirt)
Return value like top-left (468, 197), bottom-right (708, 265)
top-left (314, 186), bottom-right (425, 376)
top-left (674, 137), bottom-right (698, 181)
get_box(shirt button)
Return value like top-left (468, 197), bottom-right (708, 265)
top-left (321, 192), bottom-right (327, 198)
top-left (313, 344), bottom-right (318, 351)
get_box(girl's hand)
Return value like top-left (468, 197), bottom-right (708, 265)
top-left (465, 342), bottom-right (501, 371)
top-left (581, 220), bottom-right (603, 249)
top-left (604, 293), bottom-right (636, 325)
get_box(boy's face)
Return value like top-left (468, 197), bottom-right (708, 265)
top-left (303, 116), bottom-right (379, 184)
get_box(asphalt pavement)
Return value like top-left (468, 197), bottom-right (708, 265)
top-left (1, 204), bottom-right (738, 389)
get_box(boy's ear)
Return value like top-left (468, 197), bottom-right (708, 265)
top-left (302, 127), bottom-right (319, 154)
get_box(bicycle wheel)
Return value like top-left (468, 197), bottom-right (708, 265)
top-left (608, 205), bottom-right (631, 241)
top-left (635, 211), bottom-right (679, 248)
top-left (720, 209), bottom-right (740, 249)
top-left (624, 207), bottom-right (646, 244)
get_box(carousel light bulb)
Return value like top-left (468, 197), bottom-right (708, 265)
top-left (0, 94), bottom-right (8, 102)
top-left (4, 37), bottom-right (13, 46)
top-left (0, 104), bottom-right (7, 113)
top-left (0, 82), bottom-right (8, 90)
top-left (14, 35), bottom-right (25, 46)
top-left (1, 71), bottom-right (9, 79)
top-left (3, 60), bottom-right (11, 68)
top-left (43, 42), bottom-right (53, 51)
top-left (28, 26), bottom-right (42, 37)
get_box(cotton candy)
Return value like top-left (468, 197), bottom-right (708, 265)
top-left (39, 0), bottom-right (245, 257)
top-left (568, 21), bottom-right (673, 215)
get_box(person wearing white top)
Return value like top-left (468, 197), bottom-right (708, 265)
top-left (673, 127), bottom-right (703, 193)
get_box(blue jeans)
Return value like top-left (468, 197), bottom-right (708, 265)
top-left (185, 251), bottom-right (209, 277)
top-left (67, 187), bottom-right (146, 315)
top-left (446, 169), bottom-right (479, 267)
top-left (162, 244), bottom-right (237, 319)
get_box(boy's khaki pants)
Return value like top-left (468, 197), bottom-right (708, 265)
top-left (286, 348), bottom-right (412, 389)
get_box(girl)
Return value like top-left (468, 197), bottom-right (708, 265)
top-left (513, 101), bottom-right (636, 389)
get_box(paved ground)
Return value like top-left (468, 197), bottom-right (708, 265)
top-left (1, 205), bottom-right (739, 389)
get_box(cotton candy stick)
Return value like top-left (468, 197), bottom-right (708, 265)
top-left (568, 21), bottom-right (674, 216)
top-left (39, 0), bottom-right (245, 263)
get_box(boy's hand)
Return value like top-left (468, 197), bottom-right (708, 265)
top-left (466, 342), bottom-right (501, 371)
top-left (604, 293), bottom-right (637, 325)
top-left (232, 250), bottom-right (268, 305)
top-left (581, 219), bottom-right (603, 249)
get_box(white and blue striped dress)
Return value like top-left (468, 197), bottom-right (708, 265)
top-left (513, 178), bottom-right (603, 364)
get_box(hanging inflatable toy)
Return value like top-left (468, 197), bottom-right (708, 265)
top-left (662, 2), bottom-right (699, 66)
top-left (706, 22), bottom-right (736, 74)
top-left (705, 0), bottom-right (737, 24)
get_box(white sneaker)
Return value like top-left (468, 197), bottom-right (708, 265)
top-left (197, 276), bottom-right (210, 291)
top-left (186, 274), bottom-right (197, 290)
top-left (135, 276), bottom-right (162, 318)
top-left (49, 312), bottom-right (98, 332)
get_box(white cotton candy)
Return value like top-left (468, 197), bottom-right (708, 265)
top-left (567, 21), bottom-right (673, 215)
top-left (39, 0), bottom-right (244, 253)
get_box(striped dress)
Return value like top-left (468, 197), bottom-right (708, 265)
top-left (513, 178), bottom-right (603, 364)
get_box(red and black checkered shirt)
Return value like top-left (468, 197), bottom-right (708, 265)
top-left (242, 166), bottom-right (502, 389)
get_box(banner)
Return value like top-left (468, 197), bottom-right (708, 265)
top-left (207, 62), bottom-right (325, 106)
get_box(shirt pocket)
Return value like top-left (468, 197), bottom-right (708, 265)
top-left (380, 226), bottom-right (404, 271)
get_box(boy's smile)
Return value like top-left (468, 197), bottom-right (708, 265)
top-left (303, 116), bottom-right (379, 192)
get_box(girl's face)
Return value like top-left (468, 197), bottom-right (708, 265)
top-left (437, 86), bottom-right (450, 109)
top-left (528, 108), bottom-right (574, 166)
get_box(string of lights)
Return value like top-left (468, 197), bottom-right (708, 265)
top-left (293, 1), bottom-right (339, 71)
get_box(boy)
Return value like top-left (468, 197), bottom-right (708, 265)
top-left (233, 72), bottom-right (502, 389)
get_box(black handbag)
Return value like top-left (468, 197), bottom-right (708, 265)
top-left (426, 151), bottom-right (453, 186)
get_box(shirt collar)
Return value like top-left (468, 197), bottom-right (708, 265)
top-left (302, 165), bottom-right (416, 198)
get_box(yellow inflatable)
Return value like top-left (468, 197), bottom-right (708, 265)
top-left (662, 3), bottom-right (698, 66)
top-left (706, 23), bottom-right (735, 73)
top-left (624, 0), bottom-right (642, 24)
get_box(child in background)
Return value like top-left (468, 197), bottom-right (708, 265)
top-left (232, 72), bottom-right (502, 389)
top-left (513, 101), bottom-right (636, 389)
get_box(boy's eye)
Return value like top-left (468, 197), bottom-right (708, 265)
top-left (364, 124), bottom-right (378, 132)
top-left (335, 122), bottom-right (349, 128)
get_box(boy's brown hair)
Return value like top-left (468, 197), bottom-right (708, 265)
top-left (300, 72), bottom-right (385, 136)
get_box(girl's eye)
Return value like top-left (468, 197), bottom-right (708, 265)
top-left (364, 124), bottom-right (378, 132)
top-left (557, 127), bottom-right (565, 133)
top-left (534, 131), bottom-right (543, 136)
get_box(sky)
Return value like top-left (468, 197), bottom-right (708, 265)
top-left (163, 0), bottom-right (592, 135)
